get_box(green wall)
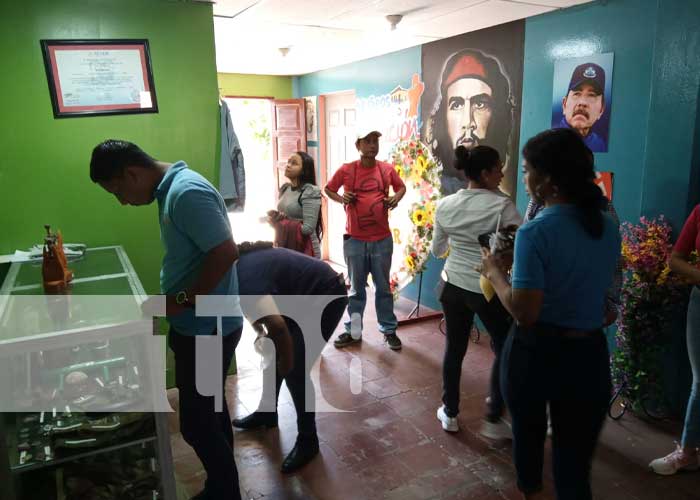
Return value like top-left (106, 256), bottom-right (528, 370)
top-left (218, 72), bottom-right (293, 98)
top-left (0, 0), bottom-right (221, 295)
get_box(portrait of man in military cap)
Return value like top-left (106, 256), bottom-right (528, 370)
top-left (552, 53), bottom-right (614, 153)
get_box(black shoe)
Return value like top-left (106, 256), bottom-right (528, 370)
top-left (232, 411), bottom-right (278, 430)
top-left (333, 332), bottom-right (361, 348)
top-left (384, 333), bottom-right (402, 351)
top-left (281, 435), bottom-right (320, 473)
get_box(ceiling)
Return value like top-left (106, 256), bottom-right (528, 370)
top-left (212, 0), bottom-right (594, 76)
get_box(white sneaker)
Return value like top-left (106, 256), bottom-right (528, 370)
top-left (479, 418), bottom-right (512, 440)
top-left (436, 406), bottom-right (459, 433)
top-left (649, 443), bottom-right (699, 475)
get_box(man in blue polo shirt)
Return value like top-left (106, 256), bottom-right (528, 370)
top-left (90, 140), bottom-right (243, 500)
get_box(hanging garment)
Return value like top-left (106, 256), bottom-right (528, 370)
top-left (219, 99), bottom-right (246, 211)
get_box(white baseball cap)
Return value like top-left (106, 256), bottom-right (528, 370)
top-left (355, 127), bottom-right (382, 141)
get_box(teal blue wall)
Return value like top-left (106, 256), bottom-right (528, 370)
top-left (517, 0), bottom-right (658, 225)
top-left (518, 0), bottom-right (700, 233)
top-left (640, 0), bottom-right (700, 227)
top-left (296, 47), bottom-right (421, 98)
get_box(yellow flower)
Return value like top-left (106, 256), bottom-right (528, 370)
top-left (656, 265), bottom-right (671, 286)
top-left (424, 201), bottom-right (435, 224)
top-left (407, 157), bottom-right (427, 184)
top-left (414, 156), bottom-right (427, 176)
top-left (408, 169), bottom-right (422, 185)
top-left (405, 255), bottom-right (416, 270)
top-left (411, 209), bottom-right (427, 226)
top-left (394, 163), bottom-right (405, 179)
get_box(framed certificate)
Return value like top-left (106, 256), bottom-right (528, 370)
top-left (40, 39), bottom-right (158, 118)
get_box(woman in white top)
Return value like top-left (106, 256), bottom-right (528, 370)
top-left (432, 145), bottom-right (522, 438)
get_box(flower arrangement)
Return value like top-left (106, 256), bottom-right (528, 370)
top-left (388, 137), bottom-right (442, 299)
top-left (611, 216), bottom-right (691, 413)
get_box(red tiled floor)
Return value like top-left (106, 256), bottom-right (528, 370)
top-left (169, 300), bottom-right (696, 500)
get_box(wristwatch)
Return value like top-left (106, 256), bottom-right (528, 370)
top-left (175, 290), bottom-right (193, 308)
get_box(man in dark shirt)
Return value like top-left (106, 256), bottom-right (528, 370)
top-left (233, 242), bottom-right (348, 473)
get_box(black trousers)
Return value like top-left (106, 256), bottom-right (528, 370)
top-left (261, 287), bottom-right (348, 438)
top-left (440, 281), bottom-right (512, 419)
top-left (501, 324), bottom-right (611, 499)
top-left (169, 327), bottom-right (242, 500)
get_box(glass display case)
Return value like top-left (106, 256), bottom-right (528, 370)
top-left (0, 247), bottom-right (175, 500)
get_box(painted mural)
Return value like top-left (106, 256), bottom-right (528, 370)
top-left (355, 73), bottom-right (424, 161)
top-left (421, 21), bottom-right (525, 197)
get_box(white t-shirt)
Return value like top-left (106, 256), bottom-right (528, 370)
top-left (431, 188), bottom-right (522, 293)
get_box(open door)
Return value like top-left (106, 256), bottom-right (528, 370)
top-left (323, 92), bottom-right (356, 265)
top-left (271, 99), bottom-right (307, 196)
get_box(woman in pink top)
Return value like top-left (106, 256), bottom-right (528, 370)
top-left (649, 206), bottom-right (700, 474)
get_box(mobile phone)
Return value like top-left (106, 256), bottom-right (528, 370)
top-left (478, 232), bottom-right (493, 250)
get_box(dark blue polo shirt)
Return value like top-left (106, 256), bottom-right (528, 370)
top-left (236, 248), bottom-right (342, 295)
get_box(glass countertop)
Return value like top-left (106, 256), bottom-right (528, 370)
top-left (0, 247), bottom-right (146, 344)
top-left (12, 248), bottom-right (129, 289)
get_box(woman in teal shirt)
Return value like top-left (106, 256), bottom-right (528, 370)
top-left (481, 128), bottom-right (620, 500)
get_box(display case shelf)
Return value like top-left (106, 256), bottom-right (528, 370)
top-left (11, 435), bottom-right (157, 474)
top-left (0, 246), bottom-right (175, 500)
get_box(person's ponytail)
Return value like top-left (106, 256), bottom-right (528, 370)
top-left (454, 145), bottom-right (471, 171)
top-left (454, 145), bottom-right (500, 181)
top-left (573, 182), bottom-right (607, 239)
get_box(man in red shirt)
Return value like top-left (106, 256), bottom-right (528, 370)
top-left (324, 128), bottom-right (406, 350)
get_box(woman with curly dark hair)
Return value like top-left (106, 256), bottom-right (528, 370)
top-left (481, 128), bottom-right (620, 499)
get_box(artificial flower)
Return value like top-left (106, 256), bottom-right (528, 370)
top-left (411, 209), bottom-right (427, 226)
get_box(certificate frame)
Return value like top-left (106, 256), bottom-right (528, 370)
top-left (40, 39), bottom-right (158, 118)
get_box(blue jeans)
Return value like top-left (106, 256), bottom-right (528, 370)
top-left (682, 286), bottom-right (700, 448)
top-left (343, 235), bottom-right (397, 335)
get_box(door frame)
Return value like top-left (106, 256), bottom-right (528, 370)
top-left (318, 90), bottom-right (356, 264)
